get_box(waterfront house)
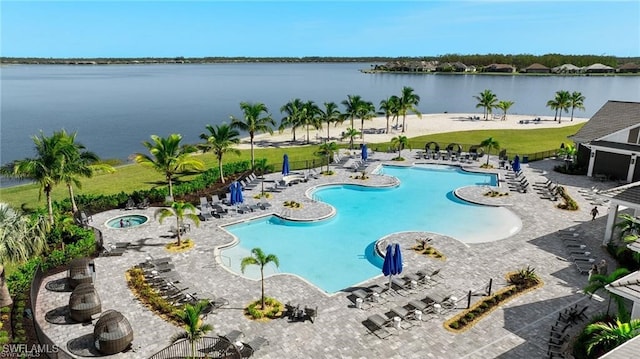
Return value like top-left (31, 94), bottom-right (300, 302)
top-left (522, 63), bottom-right (550, 73)
top-left (583, 63), bottom-right (615, 74)
top-left (570, 100), bottom-right (640, 183)
top-left (617, 62), bottom-right (640, 73)
top-left (483, 63), bottom-right (516, 73)
top-left (551, 63), bottom-right (581, 74)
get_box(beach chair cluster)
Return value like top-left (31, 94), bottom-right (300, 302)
top-left (140, 257), bottom-right (229, 309)
top-left (534, 179), bottom-right (560, 201)
top-left (283, 302), bottom-right (317, 323)
top-left (123, 197), bottom-right (150, 210)
top-left (578, 186), bottom-right (610, 206)
top-left (518, 117), bottom-right (542, 125)
top-left (547, 304), bottom-right (589, 358)
top-left (100, 242), bottom-right (131, 257)
top-left (362, 289), bottom-right (455, 339)
top-left (557, 229), bottom-right (607, 275)
top-left (201, 331), bottom-right (268, 358)
top-left (506, 170), bottom-right (529, 193)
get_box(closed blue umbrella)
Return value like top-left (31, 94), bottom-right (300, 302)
top-left (229, 181), bottom-right (238, 205)
top-left (393, 243), bottom-right (403, 275)
top-left (512, 155), bottom-right (521, 173)
top-left (235, 181), bottom-right (244, 204)
top-left (382, 244), bottom-right (396, 290)
top-left (361, 144), bottom-right (368, 161)
top-left (282, 154), bottom-right (290, 176)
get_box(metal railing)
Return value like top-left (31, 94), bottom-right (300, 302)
top-left (148, 337), bottom-right (241, 359)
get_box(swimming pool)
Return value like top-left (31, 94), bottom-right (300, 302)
top-left (221, 164), bottom-right (521, 293)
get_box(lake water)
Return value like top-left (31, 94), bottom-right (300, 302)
top-left (1, 63), bottom-right (639, 177)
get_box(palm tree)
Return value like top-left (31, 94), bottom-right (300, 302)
top-left (341, 94), bottom-right (365, 130)
top-left (480, 137), bottom-right (500, 166)
top-left (569, 91), bottom-right (586, 122)
top-left (585, 318), bottom-right (640, 356)
top-left (171, 299), bottom-right (214, 359)
top-left (240, 247), bottom-right (279, 309)
top-left (252, 159), bottom-right (271, 196)
top-left (584, 268), bottom-right (631, 320)
top-left (398, 86), bottom-right (422, 132)
top-left (301, 100), bottom-right (321, 144)
top-left (474, 89), bottom-right (498, 121)
top-left (316, 141), bottom-right (338, 173)
top-left (614, 213), bottom-right (640, 243)
top-left (357, 100), bottom-right (376, 142)
top-left (134, 134), bottom-right (204, 200)
top-left (154, 201), bottom-right (200, 247)
top-left (199, 124), bottom-right (241, 184)
top-left (279, 99), bottom-right (305, 142)
top-left (379, 96), bottom-right (399, 135)
top-left (495, 100), bottom-right (515, 121)
top-left (555, 90), bottom-right (572, 124)
top-left (558, 143), bottom-right (578, 170)
top-left (231, 102), bottom-right (275, 169)
top-left (57, 130), bottom-right (115, 213)
top-left (341, 128), bottom-right (361, 150)
top-left (0, 130), bottom-right (74, 225)
top-left (391, 135), bottom-right (409, 159)
top-left (546, 97), bottom-right (560, 121)
top-left (318, 102), bottom-right (341, 141)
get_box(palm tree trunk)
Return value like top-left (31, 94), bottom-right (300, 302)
top-left (260, 268), bottom-right (265, 309)
top-left (360, 119), bottom-right (364, 140)
top-left (292, 128), bottom-right (296, 142)
top-left (306, 124), bottom-right (310, 144)
top-left (402, 114), bottom-right (407, 133)
top-left (176, 218), bottom-right (182, 247)
top-left (68, 183), bottom-right (78, 213)
top-left (218, 158), bottom-right (225, 184)
top-left (571, 107), bottom-right (575, 121)
top-left (250, 133), bottom-right (255, 169)
top-left (167, 175), bottom-right (174, 200)
top-left (45, 187), bottom-right (54, 226)
top-left (385, 115), bottom-right (390, 134)
top-left (327, 121), bottom-right (330, 141)
top-left (558, 111), bottom-right (562, 124)
top-left (486, 152), bottom-right (491, 166)
top-left (554, 109), bottom-right (558, 121)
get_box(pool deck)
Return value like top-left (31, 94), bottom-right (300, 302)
top-left (35, 150), bottom-right (621, 358)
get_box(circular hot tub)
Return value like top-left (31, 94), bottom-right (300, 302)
top-left (106, 214), bottom-right (149, 229)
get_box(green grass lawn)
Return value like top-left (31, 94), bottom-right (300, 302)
top-left (0, 123), bottom-right (583, 209)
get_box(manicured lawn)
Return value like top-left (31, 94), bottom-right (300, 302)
top-left (0, 124), bottom-right (584, 209)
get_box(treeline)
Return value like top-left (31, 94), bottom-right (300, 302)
top-left (2, 54), bottom-right (638, 66)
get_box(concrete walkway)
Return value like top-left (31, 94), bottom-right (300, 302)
top-left (35, 151), bottom-right (620, 358)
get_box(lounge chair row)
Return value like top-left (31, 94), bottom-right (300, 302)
top-left (557, 230), bottom-right (600, 274)
top-left (506, 170), bottom-right (529, 193)
top-left (205, 330), bottom-right (268, 358)
top-left (124, 197), bottom-right (150, 210)
top-left (534, 179), bottom-right (560, 201)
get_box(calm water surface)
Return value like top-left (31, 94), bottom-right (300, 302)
top-left (2, 63), bottom-right (639, 170)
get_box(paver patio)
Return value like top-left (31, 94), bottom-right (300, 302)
top-left (35, 151), bottom-right (620, 358)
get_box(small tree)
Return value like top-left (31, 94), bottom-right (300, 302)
top-left (341, 128), bottom-right (361, 150)
top-left (495, 100), bottom-right (515, 121)
top-left (155, 201), bottom-right (200, 247)
top-left (316, 142), bottom-right (338, 173)
top-left (391, 135), bottom-right (409, 159)
top-left (480, 137), bottom-right (500, 166)
top-left (171, 299), bottom-right (213, 359)
top-left (240, 248), bottom-right (279, 309)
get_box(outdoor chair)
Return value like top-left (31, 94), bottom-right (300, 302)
top-left (136, 197), bottom-right (150, 209)
top-left (258, 198), bottom-right (272, 210)
top-left (239, 337), bottom-right (269, 358)
top-left (388, 306), bottom-right (419, 329)
top-left (124, 198), bottom-right (135, 210)
top-left (304, 306), bottom-right (318, 323)
top-left (363, 314), bottom-right (393, 339)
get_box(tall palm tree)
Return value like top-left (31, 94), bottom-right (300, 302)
top-left (318, 102), bottom-right (341, 142)
top-left (231, 102), bottom-right (275, 169)
top-left (585, 318), bottom-right (640, 356)
top-left (569, 91), bottom-right (586, 122)
top-left (279, 98), bottom-right (305, 142)
top-left (341, 94), bottom-right (365, 130)
top-left (398, 86), bottom-right (422, 132)
top-left (391, 135), bottom-right (409, 159)
top-left (0, 130), bottom-right (74, 225)
top-left (134, 134), bottom-right (204, 200)
top-left (357, 100), bottom-right (376, 142)
top-left (316, 141), bottom-right (338, 173)
top-left (584, 268), bottom-right (631, 320)
top-left (495, 100), bottom-right (515, 121)
top-left (474, 89), bottom-right (498, 121)
top-left (555, 90), bottom-right (572, 124)
top-left (154, 201), bottom-right (200, 247)
top-left (480, 137), bottom-right (500, 166)
top-left (199, 124), bottom-right (241, 184)
top-left (379, 96), bottom-right (399, 135)
top-left (240, 247), bottom-right (279, 309)
top-left (58, 130), bottom-right (115, 213)
top-left (301, 100), bottom-right (321, 144)
top-left (171, 299), bottom-right (214, 359)
top-left (341, 128), bottom-right (361, 150)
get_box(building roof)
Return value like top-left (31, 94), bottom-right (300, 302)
top-left (584, 63), bottom-right (614, 70)
top-left (551, 63), bottom-right (580, 72)
top-left (618, 62), bottom-right (640, 70)
top-left (599, 181), bottom-right (640, 207)
top-left (599, 335), bottom-right (640, 359)
top-left (606, 270), bottom-right (640, 302)
top-left (524, 63), bottom-right (549, 70)
top-left (570, 101), bottom-right (640, 143)
top-left (591, 140), bottom-right (640, 152)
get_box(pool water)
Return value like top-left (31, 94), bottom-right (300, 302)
top-left (106, 214), bottom-right (149, 228)
top-left (222, 165), bottom-right (521, 293)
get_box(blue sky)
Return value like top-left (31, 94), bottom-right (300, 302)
top-left (1, 1), bottom-right (639, 58)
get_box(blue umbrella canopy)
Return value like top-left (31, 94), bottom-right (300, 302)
top-left (361, 144), bottom-right (368, 161)
top-left (235, 181), bottom-right (243, 204)
top-left (393, 243), bottom-right (403, 275)
top-left (382, 244), bottom-right (395, 276)
top-left (512, 155), bottom-right (521, 173)
top-left (229, 181), bottom-right (238, 205)
top-left (282, 154), bottom-right (290, 176)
